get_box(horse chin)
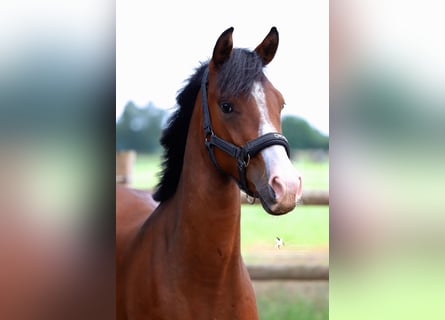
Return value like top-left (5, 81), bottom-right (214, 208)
top-left (256, 184), bottom-right (296, 216)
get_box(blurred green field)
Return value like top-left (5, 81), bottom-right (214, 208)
top-left (132, 152), bottom-right (329, 191)
top-left (255, 282), bottom-right (329, 320)
top-left (241, 204), bottom-right (329, 259)
top-left (131, 153), bottom-right (163, 190)
top-left (257, 297), bottom-right (328, 320)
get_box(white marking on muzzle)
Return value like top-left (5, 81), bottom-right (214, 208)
top-left (251, 82), bottom-right (302, 205)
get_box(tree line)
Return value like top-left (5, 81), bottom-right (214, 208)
top-left (116, 101), bottom-right (328, 154)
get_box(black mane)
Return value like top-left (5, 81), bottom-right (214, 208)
top-left (153, 49), bottom-right (265, 202)
top-left (152, 63), bottom-right (207, 202)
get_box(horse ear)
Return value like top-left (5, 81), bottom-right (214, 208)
top-left (255, 27), bottom-right (279, 65)
top-left (211, 27), bottom-right (234, 69)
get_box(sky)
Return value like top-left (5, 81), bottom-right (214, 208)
top-left (116, 0), bottom-right (329, 135)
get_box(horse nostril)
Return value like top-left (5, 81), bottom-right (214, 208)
top-left (269, 175), bottom-right (303, 203)
top-left (269, 176), bottom-right (286, 202)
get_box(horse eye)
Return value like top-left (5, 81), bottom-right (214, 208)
top-left (220, 102), bottom-right (233, 113)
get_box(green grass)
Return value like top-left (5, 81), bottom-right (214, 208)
top-left (132, 153), bottom-right (163, 190)
top-left (295, 159), bottom-right (329, 190)
top-left (131, 152), bottom-right (329, 190)
top-left (256, 292), bottom-right (328, 320)
top-left (241, 204), bottom-right (329, 251)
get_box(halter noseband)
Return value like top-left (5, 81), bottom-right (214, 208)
top-left (201, 67), bottom-right (291, 197)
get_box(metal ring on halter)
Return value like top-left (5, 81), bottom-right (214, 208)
top-left (205, 130), bottom-right (214, 143)
top-left (244, 153), bottom-right (251, 167)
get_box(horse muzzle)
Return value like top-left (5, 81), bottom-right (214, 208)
top-left (255, 145), bottom-right (303, 215)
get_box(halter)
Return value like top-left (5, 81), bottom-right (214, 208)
top-left (201, 67), bottom-right (291, 197)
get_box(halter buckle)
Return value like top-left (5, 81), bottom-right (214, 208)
top-left (204, 130), bottom-right (214, 143)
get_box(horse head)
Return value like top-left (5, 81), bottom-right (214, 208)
top-left (202, 27), bottom-right (303, 215)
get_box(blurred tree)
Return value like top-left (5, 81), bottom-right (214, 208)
top-left (282, 115), bottom-right (329, 151)
top-left (116, 101), bottom-right (167, 153)
top-left (116, 104), bottom-right (328, 154)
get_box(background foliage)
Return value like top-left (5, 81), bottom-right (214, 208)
top-left (116, 101), bottom-right (329, 153)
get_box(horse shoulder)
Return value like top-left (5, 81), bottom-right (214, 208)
top-left (116, 185), bottom-right (158, 263)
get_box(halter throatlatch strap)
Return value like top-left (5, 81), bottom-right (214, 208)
top-left (200, 67), bottom-right (290, 197)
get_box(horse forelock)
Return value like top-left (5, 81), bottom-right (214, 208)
top-left (217, 48), bottom-right (265, 98)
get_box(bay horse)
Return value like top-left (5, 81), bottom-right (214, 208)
top-left (116, 27), bottom-right (303, 319)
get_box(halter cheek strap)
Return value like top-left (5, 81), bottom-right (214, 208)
top-left (201, 67), bottom-right (290, 197)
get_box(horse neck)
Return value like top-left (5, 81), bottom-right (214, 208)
top-left (170, 98), bottom-right (243, 271)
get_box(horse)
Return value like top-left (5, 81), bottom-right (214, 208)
top-left (116, 26), bottom-right (303, 320)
